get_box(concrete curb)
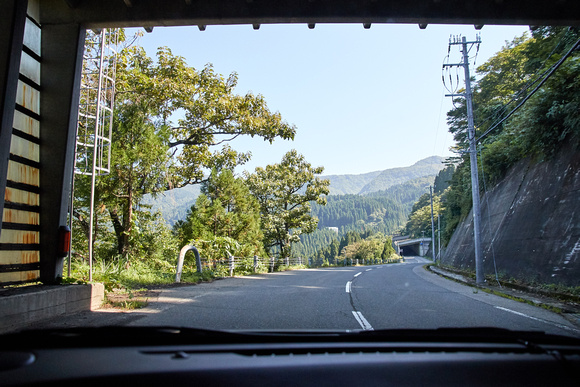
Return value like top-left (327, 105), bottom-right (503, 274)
top-left (426, 264), bottom-right (580, 328)
top-left (0, 283), bottom-right (104, 333)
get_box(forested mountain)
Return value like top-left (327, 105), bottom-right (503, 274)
top-left (358, 156), bottom-right (445, 194)
top-left (367, 175), bottom-right (437, 211)
top-left (142, 184), bottom-right (201, 226)
top-left (325, 156), bottom-right (445, 195)
top-left (323, 171), bottom-right (382, 195)
top-left (292, 175), bottom-right (437, 258)
top-left (313, 194), bottom-right (406, 233)
top-left (292, 228), bottom-right (341, 259)
top-left (141, 156), bottom-right (443, 260)
top-left (143, 156), bottom-right (445, 229)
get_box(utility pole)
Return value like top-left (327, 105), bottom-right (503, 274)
top-left (429, 185), bottom-right (436, 262)
top-left (443, 35), bottom-right (484, 284)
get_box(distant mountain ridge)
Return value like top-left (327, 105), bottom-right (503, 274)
top-left (142, 184), bottom-right (201, 226)
top-left (145, 155), bottom-right (446, 225)
top-left (325, 156), bottom-right (445, 195)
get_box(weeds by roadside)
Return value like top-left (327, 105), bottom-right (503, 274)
top-left (426, 264), bottom-right (570, 315)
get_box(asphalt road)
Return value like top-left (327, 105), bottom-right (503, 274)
top-left (122, 257), bottom-right (580, 337)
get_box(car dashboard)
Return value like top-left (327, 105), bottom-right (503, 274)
top-left (1, 327), bottom-right (579, 386)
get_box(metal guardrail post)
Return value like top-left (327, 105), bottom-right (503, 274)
top-left (229, 254), bottom-right (234, 277)
top-left (175, 244), bottom-right (202, 283)
top-left (253, 255), bottom-right (258, 272)
top-left (270, 256), bottom-right (274, 272)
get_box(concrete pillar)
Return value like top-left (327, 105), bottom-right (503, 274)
top-left (39, 22), bottom-right (85, 283)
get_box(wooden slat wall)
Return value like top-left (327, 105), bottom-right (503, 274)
top-left (0, 0), bottom-right (41, 285)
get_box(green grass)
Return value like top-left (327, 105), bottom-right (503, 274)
top-left (106, 298), bottom-right (149, 309)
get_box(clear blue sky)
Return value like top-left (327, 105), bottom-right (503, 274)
top-left (129, 23), bottom-right (528, 176)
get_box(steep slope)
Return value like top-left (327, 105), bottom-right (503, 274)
top-left (442, 144), bottom-right (580, 287)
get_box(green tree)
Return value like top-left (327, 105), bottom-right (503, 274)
top-left (100, 102), bottom-right (172, 257)
top-left (339, 231), bottom-right (362, 255)
top-left (245, 150), bottom-right (330, 259)
top-left (174, 169), bottom-right (265, 257)
top-left (381, 237), bottom-right (396, 260)
top-left (341, 234), bottom-right (386, 263)
top-left (433, 165), bottom-right (455, 194)
top-left (79, 39), bottom-right (295, 259)
top-left (404, 194), bottom-right (442, 239)
top-left (116, 46), bottom-right (296, 188)
top-left (441, 27), bottom-right (580, 246)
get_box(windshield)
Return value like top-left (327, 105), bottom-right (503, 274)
top-left (2, 22), bottom-right (579, 339)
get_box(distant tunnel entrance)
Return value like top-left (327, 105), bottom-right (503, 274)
top-left (400, 245), bottom-right (420, 256)
top-left (395, 237), bottom-right (431, 257)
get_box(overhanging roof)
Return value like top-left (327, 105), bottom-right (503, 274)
top-left (43, 0), bottom-right (580, 28)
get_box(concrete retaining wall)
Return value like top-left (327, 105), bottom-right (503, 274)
top-left (442, 144), bottom-right (580, 286)
top-left (0, 283), bottom-right (104, 333)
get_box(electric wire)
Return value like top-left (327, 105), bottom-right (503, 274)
top-left (477, 33), bottom-right (580, 142)
top-left (476, 29), bottom-right (571, 134)
top-left (443, 29), bottom-right (573, 148)
top-left (474, 27), bottom-right (560, 132)
top-left (480, 52), bottom-right (565, 137)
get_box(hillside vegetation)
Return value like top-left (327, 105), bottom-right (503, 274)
top-left (143, 158), bottom-right (444, 260)
top-left (440, 27), bottom-right (580, 246)
top-left (292, 175), bottom-right (438, 258)
top-left (146, 156), bottom-right (445, 227)
top-left (401, 27), bottom-right (580, 289)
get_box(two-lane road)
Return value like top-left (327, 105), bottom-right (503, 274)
top-left (126, 257), bottom-right (580, 337)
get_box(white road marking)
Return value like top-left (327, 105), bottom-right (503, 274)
top-left (365, 269), bottom-right (372, 272)
top-left (354, 272), bottom-right (362, 278)
top-left (494, 306), bottom-right (580, 334)
top-left (352, 311), bottom-right (374, 330)
top-left (345, 281), bottom-right (352, 293)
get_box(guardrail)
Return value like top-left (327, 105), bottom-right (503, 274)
top-left (175, 245), bottom-right (403, 283)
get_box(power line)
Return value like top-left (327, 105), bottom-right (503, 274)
top-left (480, 29), bottom-right (573, 131)
top-left (477, 35), bottom-right (580, 142)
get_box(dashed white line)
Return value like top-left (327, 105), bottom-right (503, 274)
top-left (347, 273), bottom-right (373, 330)
top-left (365, 269), bottom-right (372, 272)
top-left (494, 306), bottom-right (580, 334)
top-left (352, 311), bottom-right (374, 330)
